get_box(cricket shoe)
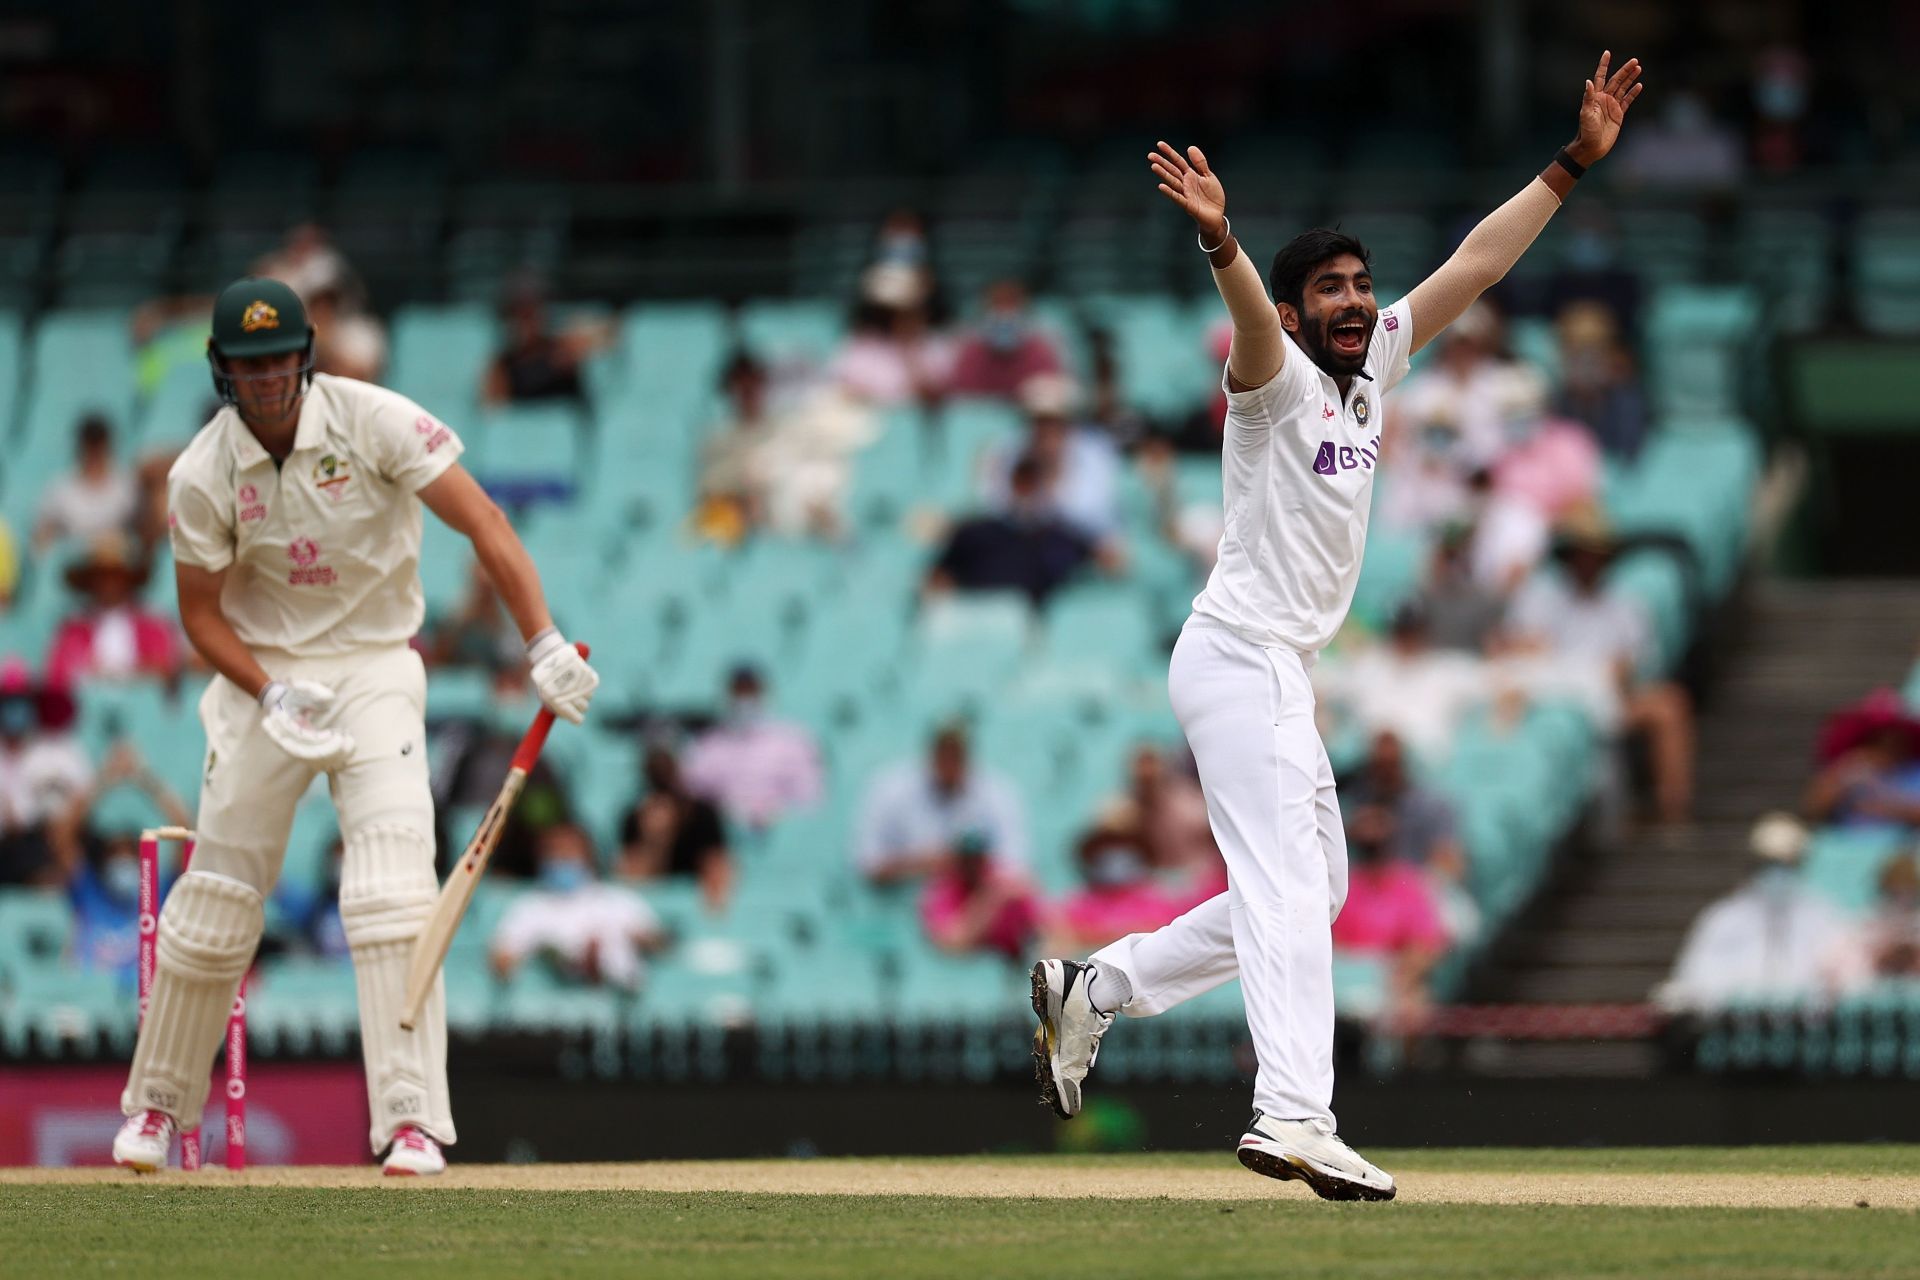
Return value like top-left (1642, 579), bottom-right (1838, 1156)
top-left (1029, 959), bottom-right (1115, 1119)
top-left (112, 1109), bottom-right (178, 1174)
top-left (1236, 1111), bottom-right (1396, 1202)
top-left (382, 1126), bottom-right (447, 1177)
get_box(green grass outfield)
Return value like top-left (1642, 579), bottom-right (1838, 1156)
top-left (4, 1148), bottom-right (1918, 1279)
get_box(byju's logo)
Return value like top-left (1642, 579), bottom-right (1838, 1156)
top-left (1311, 437), bottom-right (1381, 477)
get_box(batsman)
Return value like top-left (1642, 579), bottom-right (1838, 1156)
top-left (113, 277), bottom-right (600, 1175)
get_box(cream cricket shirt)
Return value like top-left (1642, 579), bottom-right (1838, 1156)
top-left (167, 373), bottom-right (464, 657)
top-left (1190, 299), bottom-right (1415, 653)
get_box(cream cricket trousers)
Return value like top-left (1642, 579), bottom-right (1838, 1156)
top-left (121, 644), bottom-right (453, 1154)
top-left (1092, 621), bottom-right (1349, 1128)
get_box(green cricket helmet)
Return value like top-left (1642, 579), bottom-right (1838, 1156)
top-left (206, 276), bottom-right (315, 408)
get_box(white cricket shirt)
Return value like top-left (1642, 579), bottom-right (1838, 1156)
top-left (1190, 299), bottom-right (1415, 653)
top-left (166, 373), bottom-right (464, 657)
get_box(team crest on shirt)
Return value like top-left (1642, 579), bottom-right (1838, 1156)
top-left (312, 452), bottom-right (353, 499)
top-left (1353, 394), bottom-right (1370, 426)
top-left (240, 301), bottom-right (280, 332)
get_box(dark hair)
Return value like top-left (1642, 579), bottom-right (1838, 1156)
top-left (1009, 452), bottom-right (1045, 489)
top-left (77, 414), bottom-right (112, 449)
top-left (719, 350), bottom-right (765, 389)
top-left (1268, 229), bottom-right (1372, 314)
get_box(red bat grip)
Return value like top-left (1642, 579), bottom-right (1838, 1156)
top-left (511, 640), bottom-right (588, 772)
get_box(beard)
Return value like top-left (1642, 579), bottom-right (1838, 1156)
top-left (1298, 307), bottom-right (1372, 377)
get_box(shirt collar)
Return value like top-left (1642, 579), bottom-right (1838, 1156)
top-left (226, 382), bottom-right (325, 468)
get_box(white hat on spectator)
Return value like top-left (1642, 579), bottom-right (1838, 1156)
top-left (1749, 811), bottom-right (1810, 865)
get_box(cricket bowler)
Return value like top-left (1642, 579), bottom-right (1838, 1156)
top-left (1031, 51), bottom-right (1645, 1201)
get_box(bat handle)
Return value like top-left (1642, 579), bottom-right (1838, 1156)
top-left (511, 641), bottom-right (588, 772)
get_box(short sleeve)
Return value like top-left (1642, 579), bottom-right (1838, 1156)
top-left (166, 468), bottom-right (235, 573)
top-left (1220, 333), bottom-right (1314, 428)
top-left (1369, 298), bottom-right (1415, 393)
top-left (360, 384), bottom-right (464, 493)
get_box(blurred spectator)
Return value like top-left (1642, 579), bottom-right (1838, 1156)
top-left (920, 830), bottom-right (1043, 961)
top-left (1341, 730), bottom-right (1478, 946)
top-left (1507, 514), bottom-right (1694, 823)
top-left (1315, 605), bottom-right (1492, 764)
top-left (1748, 45), bottom-right (1816, 175)
top-left (254, 223), bottom-right (364, 312)
top-left (68, 832), bottom-right (148, 983)
top-left (1803, 690), bottom-right (1920, 829)
top-left (872, 208), bottom-right (933, 274)
top-left (694, 351), bottom-right (868, 544)
top-left (1414, 524), bottom-right (1509, 654)
top-left (1098, 744), bottom-right (1220, 882)
top-left (833, 263), bottom-right (955, 408)
top-left (1615, 89), bottom-right (1744, 190)
top-left (1551, 301), bottom-right (1649, 461)
top-left (682, 664), bottom-right (824, 829)
top-left (422, 562), bottom-right (518, 670)
top-left (1462, 465), bottom-right (1552, 592)
top-left (1659, 813), bottom-right (1871, 1012)
top-left (1868, 853), bottom-right (1920, 977)
top-left (1390, 301), bottom-right (1546, 476)
top-left (307, 282), bottom-right (388, 383)
top-left (1541, 208), bottom-right (1643, 342)
top-left (1084, 329), bottom-right (1150, 450)
top-left (0, 660), bottom-right (89, 887)
top-left (493, 822), bottom-right (665, 992)
top-left (483, 279), bottom-right (613, 406)
top-left (44, 533), bottom-right (182, 688)
top-left (856, 724), bottom-right (1027, 886)
top-left (618, 745), bottom-right (734, 912)
top-left (949, 280), bottom-right (1064, 401)
top-left (1331, 803), bottom-right (1450, 1024)
top-left (68, 744), bottom-right (193, 980)
top-left (428, 661), bottom-right (573, 877)
top-left (1046, 825), bottom-right (1190, 955)
top-left (1491, 412), bottom-right (1601, 529)
top-left (33, 415), bottom-right (140, 553)
top-left (927, 454), bottom-right (1113, 607)
top-left (981, 374), bottom-right (1123, 541)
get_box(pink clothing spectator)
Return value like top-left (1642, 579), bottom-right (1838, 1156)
top-left (1332, 861), bottom-right (1449, 956)
top-left (682, 716), bottom-right (824, 828)
top-left (949, 333), bottom-right (1063, 401)
top-left (921, 862), bottom-right (1042, 961)
top-left (1056, 881), bottom-right (1189, 951)
top-left (45, 610), bottom-right (180, 687)
top-left (1492, 417), bottom-right (1602, 520)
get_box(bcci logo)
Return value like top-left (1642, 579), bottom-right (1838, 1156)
top-left (312, 452), bottom-right (353, 498)
top-left (1353, 395), bottom-right (1370, 426)
top-left (240, 300), bottom-right (280, 332)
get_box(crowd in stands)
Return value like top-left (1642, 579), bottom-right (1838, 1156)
top-left (1662, 682), bottom-right (1920, 1015)
top-left (2, 194), bottom-right (1734, 1033)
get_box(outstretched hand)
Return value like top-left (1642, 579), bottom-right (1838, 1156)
top-left (1571, 49), bottom-right (1645, 165)
top-left (1149, 141), bottom-right (1227, 244)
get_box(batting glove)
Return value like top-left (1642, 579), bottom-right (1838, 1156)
top-left (527, 628), bottom-right (599, 724)
top-left (258, 679), bottom-right (358, 770)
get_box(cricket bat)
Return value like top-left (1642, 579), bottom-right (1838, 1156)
top-left (399, 642), bottom-right (586, 1031)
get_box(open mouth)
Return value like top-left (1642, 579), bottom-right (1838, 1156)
top-left (1330, 318), bottom-right (1368, 357)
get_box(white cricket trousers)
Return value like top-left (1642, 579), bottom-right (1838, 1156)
top-left (1091, 621), bottom-right (1349, 1127)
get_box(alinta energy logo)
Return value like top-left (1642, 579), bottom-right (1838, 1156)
top-left (286, 537), bottom-right (337, 586)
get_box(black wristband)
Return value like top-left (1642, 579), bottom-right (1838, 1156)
top-left (1553, 147), bottom-right (1587, 179)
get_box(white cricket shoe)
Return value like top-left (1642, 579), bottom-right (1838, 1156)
top-left (1029, 959), bottom-right (1115, 1119)
top-left (112, 1109), bottom-right (177, 1174)
top-left (381, 1126), bottom-right (447, 1177)
top-left (1237, 1111), bottom-right (1396, 1202)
